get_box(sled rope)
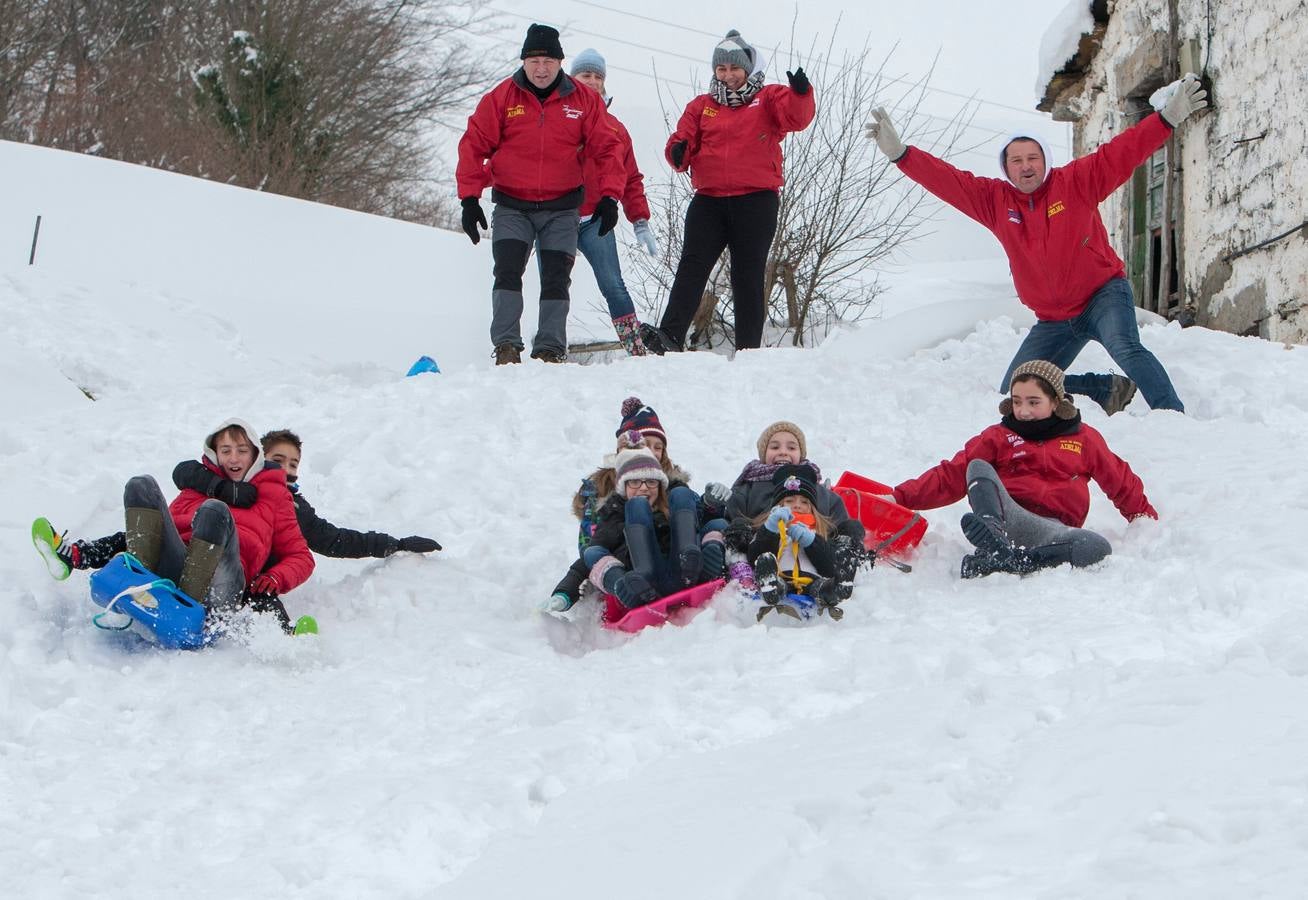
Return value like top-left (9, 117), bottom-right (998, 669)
top-left (92, 554), bottom-right (178, 631)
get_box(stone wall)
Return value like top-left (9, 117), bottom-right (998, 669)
top-left (1048, 0), bottom-right (1306, 342)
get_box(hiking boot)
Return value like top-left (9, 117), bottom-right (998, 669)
top-left (960, 552), bottom-right (1004, 579)
top-left (493, 343), bottom-right (521, 366)
top-left (530, 347), bottom-right (566, 364)
top-left (638, 323), bottom-right (681, 356)
top-left (1096, 374), bottom-right (1137, 416)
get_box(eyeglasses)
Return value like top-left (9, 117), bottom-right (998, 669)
top-left (625, 479), bottom-right (662, 489)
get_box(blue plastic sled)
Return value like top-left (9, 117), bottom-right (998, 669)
top-left (88, 553), bottom-right (208, 649)
top-left (406, 355), bottom-right (440, 376)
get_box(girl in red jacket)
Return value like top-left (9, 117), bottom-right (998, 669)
top-left (892, 361), bottom-right (1157, 578)
top-left (42, 418), bottom-right (314, 631)
top-left (646, 29), bottom-right (815, 353)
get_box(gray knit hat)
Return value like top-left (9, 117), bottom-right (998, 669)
top-left (712, 29), bottom-right (755, 71)
top-left (1001, 360), bottom-right (1078, 420)
top-left (570, 48), bottom-right (606, 79)
top-left (756, 420), bottom-right (807, 460)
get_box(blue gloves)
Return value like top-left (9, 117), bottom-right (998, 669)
top-left (765, 505), bottom-right (793, 533)
top-left (633, 220), bottom-right (659, 257)
top-left (786, 522), bottom-right (816, 548)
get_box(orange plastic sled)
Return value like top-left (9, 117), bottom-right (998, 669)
top-left (833, 471), bottom-right (928, 558)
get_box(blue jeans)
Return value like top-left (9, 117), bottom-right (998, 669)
top-left (575, 216), bottom-right (636, 319)
top-left (1001, 277), bottom-right (1184, 412)
top-left (583, 491), bottom-right (726, 598)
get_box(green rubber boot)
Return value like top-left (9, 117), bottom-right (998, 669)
top-left (125, 507), bottom-right (164, 571)
top-left (31, 517), bottom-right (71, 581)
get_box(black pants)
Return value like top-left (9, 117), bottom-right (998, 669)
top-left (660, 190), bottom-right (780, 350)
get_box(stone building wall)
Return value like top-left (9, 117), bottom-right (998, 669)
top-left (1044, 0), bottom-right (1306, 342)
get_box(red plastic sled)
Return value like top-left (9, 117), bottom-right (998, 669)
top-left (833, 471), bottom-right (928, 557)
top-left (601, 579), bottom-right (726, 633)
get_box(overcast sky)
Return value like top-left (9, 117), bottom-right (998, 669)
top-left (491, 0), bottom-right (1079, 262)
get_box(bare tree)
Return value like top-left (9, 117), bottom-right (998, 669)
top-left (627, 38), bottom-right (979, 349)
top-left (8, 0), bottom-right (501, 220)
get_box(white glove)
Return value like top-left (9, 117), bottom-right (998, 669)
top-left (538, 593), bottom-right (574, 613)
top-left (704, 482), bottom-right (731, 505)
top-left (865, 106), bottom-right (906, 161)
top-left (1154, 73), bottom-right (1208, 128)
top-left (633, 219), bottom-right (659, 257)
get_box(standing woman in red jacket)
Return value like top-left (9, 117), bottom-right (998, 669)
top-left (892, 361), bottom-right (1158, 579)
top-left (646, 30), bottom-right (815, 353)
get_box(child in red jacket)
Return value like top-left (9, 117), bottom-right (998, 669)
top-left (893, 361), bottom-right (1157, 578)
top-left (41, 418), bottom-right (314, 631)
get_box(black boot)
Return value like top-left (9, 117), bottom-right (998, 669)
top-left (670, 506), bottom-right (700, 586)
top-left (602, 564), bottom-right (656, 609)
top-left (832, 535), bottom-right (864, 601)
top-left (623, 521), bottom-right (661, 584)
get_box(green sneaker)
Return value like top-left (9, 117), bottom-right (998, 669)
top-left (292, 615), bottom-right (319, 636)
top-left (32, 517), bottom-right (71, 581)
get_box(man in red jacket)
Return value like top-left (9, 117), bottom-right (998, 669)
top-left (867, 75), bottom-right (1208, 414)
top-left (456, 24), bottom-right (624, 365)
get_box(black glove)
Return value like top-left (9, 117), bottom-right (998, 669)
top-left (398, 535), bottom-right (442, 553)
top-left (723, 518), bottom-right (754, 552)
top-left (787, 67), bottom-right (810, 96)
top-left (460, 197), bottom-right (487, 245)
top-left (594, 196), bottom-right (619, 237)
top-left (172, 459), bottom-right (257, 508)
top-left (211, 478), bottom-right (258, 508)
top-left (669, 140), bottom-right (688, 169)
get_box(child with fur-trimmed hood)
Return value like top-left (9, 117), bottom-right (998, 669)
top-left (545, 397), bottom-right (715, 612)
top-left (577, 444), bottom-right (727, 614)
top-left (41, 418), bottom-right (314, 632)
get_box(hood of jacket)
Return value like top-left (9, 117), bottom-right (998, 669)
top-left (201, 417), bottom-right (267, 483)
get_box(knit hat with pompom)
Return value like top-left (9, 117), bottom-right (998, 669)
top-left (614, 396), bottom-right (667, 445)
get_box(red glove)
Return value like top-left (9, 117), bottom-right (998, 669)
top-left (247, 573), bottom-right (280, 598)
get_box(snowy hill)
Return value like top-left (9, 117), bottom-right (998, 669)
top-left (4, 143), bottom-right (1308, 899)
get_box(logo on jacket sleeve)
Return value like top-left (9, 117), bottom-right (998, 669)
top-left (1047, 200), bottom-right (1066, 218)
top-left (506, 104), bottom-right (525, 119)
top-left (1007, 209), bottom-right (1023, 225)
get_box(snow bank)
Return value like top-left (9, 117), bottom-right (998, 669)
top-left (1036, 0), bottom-right (1096, 100)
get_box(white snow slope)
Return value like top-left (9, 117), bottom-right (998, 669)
top-left (4, 145), bottom-right (1308, 900)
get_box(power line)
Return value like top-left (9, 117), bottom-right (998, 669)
top-left (558, 0), bottom-right (1055, 121)
top-left (485, 5), bottom-right (1068, 153)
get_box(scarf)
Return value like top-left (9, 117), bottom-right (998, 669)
top-left (708, 68), bottom-right (766, 107)
top-left (1001, 411), bottom-right (1083, 442)
top-left (735, 458), bottom-right (823, 486)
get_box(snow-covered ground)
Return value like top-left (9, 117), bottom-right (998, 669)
top-left (4, 141), bottom-right (1308, 900)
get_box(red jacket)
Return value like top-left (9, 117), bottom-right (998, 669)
top-left (169, 460), bottom-right (316, 592)
top-left (896, 113), bottom-right (1173, 321)
top-left (456, 71), bottom-right (623, 204)
top-left (892, 421), bottom-right (1157, 528)
top-left (580, 103), bottom-right (649, 221)
top-left (666, 84), bottom-right (815, 197)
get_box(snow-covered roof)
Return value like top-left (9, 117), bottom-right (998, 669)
top-left (1036, 0), bottom-right (1110, 115)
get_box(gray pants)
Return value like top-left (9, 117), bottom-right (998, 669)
top-left (965, 460), bottom-right (1112, 568)
top-left (124, 475), bottom-right (246, 610)
top-left (490, 204), bottom-right (579, 354)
